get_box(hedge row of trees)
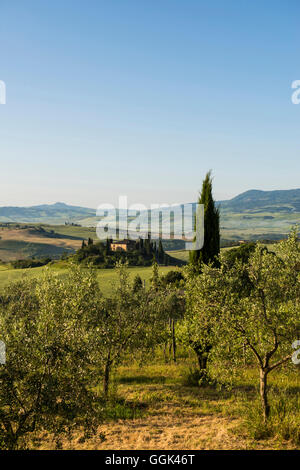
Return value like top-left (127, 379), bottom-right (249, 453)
top-left (11, 257), bottom-right (52, 269)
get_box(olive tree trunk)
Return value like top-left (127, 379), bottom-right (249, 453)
top-left (172, 319), bottom-right (176, 363)
top-left (259, 368), bottom-right (270, 422)
top-left (103, 352), bottom-right (112, 397)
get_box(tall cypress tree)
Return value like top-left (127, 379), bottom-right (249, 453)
top-left (105, 237), bottom-right (110, 255)
top-left (145, 234), bottom-right (151, 257)
top-left (158, 239), bottom-right (164, 263)
top-left (189, 171), bottom-right (220, 268)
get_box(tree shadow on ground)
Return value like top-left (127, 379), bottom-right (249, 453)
top-left (117, 375), bottom-right (167, 385)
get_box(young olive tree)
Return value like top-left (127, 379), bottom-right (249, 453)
top-left (165, 290), bottom-right (185, 363)
top-left (222, 233), bottom-right (300, 422)
top-left (0, 266), bottom-right (102, 450)
top-left (93, 262), bottom-right (163, 396)
top-left (149, 265), bottom-right (185, 363)
top-left (182, 231), bottom-right (300, 421)
top-left (177, 264), bottom-right (222, 374)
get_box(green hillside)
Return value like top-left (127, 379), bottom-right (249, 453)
top-left (0, 264), bottom-right (173, 296)
top-left (219, 188), bottom-right (300, 212)
top-left (0, 202), bottom-right (95, 224)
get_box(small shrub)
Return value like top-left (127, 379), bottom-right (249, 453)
top-left (181, 367), bottom-right (216, 387)
top-left (104, 398), bottom-right (146, 420)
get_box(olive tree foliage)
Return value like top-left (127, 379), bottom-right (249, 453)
top-left (177, 264), bottom-right (222, 374)
top-left (0, 266), bottom-right (103, 450)
top-left (150, 261), bottom-right (160, 290)
top-left (179, 231), bottom-right (300, 422)
top-left (132, 274), bottom-right (143, 292)
top-left (92, 262), bottom-right (165, 395)
top-left (149, 263), bottom-right (185, 363)
top-left (163, 289), bottom-right (185, 363)
top-left (218, 233), bottom-right (299, 422)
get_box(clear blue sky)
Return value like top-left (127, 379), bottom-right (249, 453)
top-left (0, 0), bottom-right (299, 208)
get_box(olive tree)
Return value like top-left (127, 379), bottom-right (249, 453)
top-left (177, 264), bottom-right (221, 374)
top-left (0, 266), bottom-right (102, 449)
top-left (158, 286), bottom-right (185, 363)
top-left (92, 262), bottom-right (163, 395)
top-left (229, 234), bottom-right (299, 421)
top-left (182, 231), bottom-right (300, 421)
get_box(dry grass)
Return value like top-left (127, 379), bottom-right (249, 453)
top-left (64, 414), bottom-right (244, 450)
top-left (36, 361), bottom-right (299, 450)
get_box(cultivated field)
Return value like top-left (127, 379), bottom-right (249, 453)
top-left (0, 225), bottom-right (85, 261)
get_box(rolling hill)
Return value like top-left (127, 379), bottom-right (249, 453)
top-left (0, 202), bottom-right (95, 224)
top-left (1, 188), bottom-right (300, 224)
top-left (0, 189), bottom-right (299, 256)
top-left (219, 189), bottom-right (300, 213)
top-left (217, 188), bottom-right (300, 242)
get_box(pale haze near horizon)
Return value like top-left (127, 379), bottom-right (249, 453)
top-left (1, 0), bottom-right (300, 208)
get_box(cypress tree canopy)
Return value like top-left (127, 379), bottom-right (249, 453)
top-left (189, 171), bottom-right (220, 268)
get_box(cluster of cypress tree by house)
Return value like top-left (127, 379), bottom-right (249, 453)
top-left (73, 235), bottom-right (177, 267)
top-left (72, 170), bottom-right (220, 270)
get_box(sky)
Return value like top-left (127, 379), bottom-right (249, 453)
top-left (0, 0), bottom-right (300, 208)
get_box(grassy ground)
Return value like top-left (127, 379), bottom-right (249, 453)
top-left (38, 355), bottom-right (299, 450)
top-left (0, 263), bottom-right (174, 295)
top-left (166, 249), bottom-right (189, 263)
top-left (38, 224), bottom-right (97, 240)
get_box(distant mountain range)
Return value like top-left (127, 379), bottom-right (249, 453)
top-left (217, 188), bottom-right (300, 242)
top-left (0, 202), bottom-right (95, 224)
top-left (1, 189), bottom-right (299, 223)
top-left (219, 189), bottom-right (300, 213)
top-left (0, 189), bottom-right (299, 242)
